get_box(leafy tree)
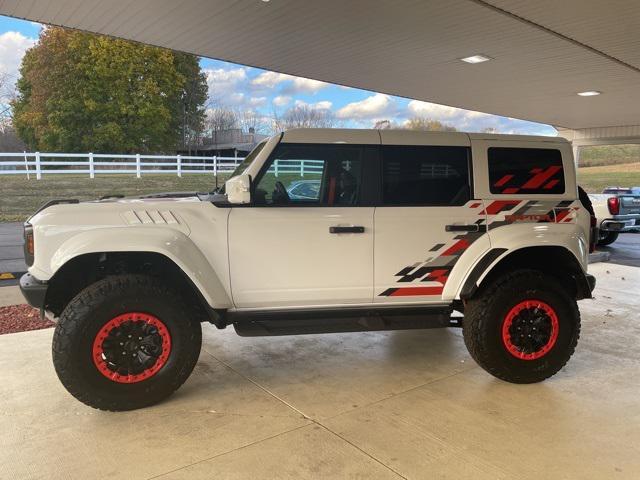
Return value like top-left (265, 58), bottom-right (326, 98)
top-left (12, 27), bottom-right (207, 153)
top-left (172, 52), bottom-right (208, 153)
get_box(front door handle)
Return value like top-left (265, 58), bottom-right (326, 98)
top-left (445, 224), bottom-right (479, 232)
top-left (330, 226), bottom-right (365, 234)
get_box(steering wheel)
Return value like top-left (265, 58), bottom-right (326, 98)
top-left (273, 181), bottom-right (290, 204)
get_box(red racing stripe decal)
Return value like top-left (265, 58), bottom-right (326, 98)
top-left (481, 200), bottom-right (521, 215)
top-left (522, 166), bottom-right (562, 189)
top-left (555, 209), bottom-right (571, 223)
top-left (389, 286), bottom-right (444, 297)
top-left (494, 174), bottom-right (514, 187)
top-left (441, 239), bottom-right (470, 256)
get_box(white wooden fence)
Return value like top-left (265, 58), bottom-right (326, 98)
top-left (0, 152), bottom-right (244, 179)
top-left (0, 152), bottom-right (325, 179)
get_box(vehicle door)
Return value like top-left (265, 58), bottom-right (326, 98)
top-left (374, 132), bottom-right (490, 303)
top-left (229, 142), bottom-right (376, 308)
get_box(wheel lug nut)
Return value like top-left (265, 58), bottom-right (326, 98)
top-left (119, 342), bottom-right (123, 346)
top-left (122, 351), bottom-right (126, 355)
top-left (128, 335), bottom-right (132, 338)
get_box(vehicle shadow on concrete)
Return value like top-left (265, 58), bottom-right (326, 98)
top-left (597, 232), bottom-right (640, 268)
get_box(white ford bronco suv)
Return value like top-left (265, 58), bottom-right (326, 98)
top-left (20, 128), bottom-right (596, 411)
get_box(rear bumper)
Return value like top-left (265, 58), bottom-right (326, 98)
top-left (600, 217), bottom-right (640, 232)
top-left (19, 273), bottom-right (48, 310)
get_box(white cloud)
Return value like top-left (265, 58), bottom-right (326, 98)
top-left (287, 77), bottom-right (327, 94)
top-left (336, 93), bottom-right (397, 120)
top-left (251, 71), bottom-right (328, 94)
top-left (294, 99), bottom-right (332, 110)
top-left (251, 71), bottom-right (288, 88)
top-left (205, 67), bottom-right (248, 97)
top-left (272, 95), bottom-right (292, 107)
top-left (249, 96), bottom-right (267, 107)
top-left (404, 99), bottom-right (556, 135)
top-left (0, 31), bottom-right (36, 84)
top-left (407, 100), bottom-right (490, 120)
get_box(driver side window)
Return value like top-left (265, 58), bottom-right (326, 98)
top-left (253, 144), bottom-right (363, 206)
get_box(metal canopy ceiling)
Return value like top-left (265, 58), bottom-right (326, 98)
top-left (2, 0), bottom-right (639, 130)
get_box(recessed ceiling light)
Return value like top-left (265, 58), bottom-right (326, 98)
top-left (577, 91), bottom-right (601, 96)
top-left (460, 54), bottom-right (492, 64)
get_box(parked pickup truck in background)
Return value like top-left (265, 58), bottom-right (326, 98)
top-left (590, 186), bottom-right (640, 246)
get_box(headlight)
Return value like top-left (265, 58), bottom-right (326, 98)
top-left (23, 223), bottom-right (34, 266)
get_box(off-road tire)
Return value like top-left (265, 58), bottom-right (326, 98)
top-left (463, 269), bottom-right (580, 384)
top-left (597, 231), bottom-right (619, 246)
top-left (52, 274), bottom-right (202, 411)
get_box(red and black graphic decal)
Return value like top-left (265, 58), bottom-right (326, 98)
top-left (379, 202), bottom-right (487, 297)
top-left (485, 199), bottom-right (578, 229)
top-left (488, 147), bottom-right (565, 195)
top-left (492, 166), bottom-right (563, 194)
top-left (378, 199), bottom-right (578, 297)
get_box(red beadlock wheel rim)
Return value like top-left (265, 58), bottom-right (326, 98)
top-left (501, 300), bottom-right (559, 361)
top-left (92, 312), bottom-right (172, 383)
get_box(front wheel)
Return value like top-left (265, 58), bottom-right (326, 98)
top-left (597, 230), bottom-right (619, 246)
top-left (52, 275), bottom-right (202, 411)
top-left (463, 270), bottom-right (580, 384)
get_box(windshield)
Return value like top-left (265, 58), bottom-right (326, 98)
top-left (212, 141), bottom-right (266, 194)
top-left (229, 141), bottom-right (266, 179)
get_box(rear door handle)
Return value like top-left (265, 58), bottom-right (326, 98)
top-left (330, 226), bottom-right (365, 234)
top-left (445, 224), bottom-right (479, 232)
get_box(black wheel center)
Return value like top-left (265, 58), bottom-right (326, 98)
top-left (507, 308), bottom-right (553, 354)
top-left (100, 320), bottom-right (164, 376)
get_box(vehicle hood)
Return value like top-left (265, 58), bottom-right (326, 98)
top-left (27, 194), bottom-right (205, 234)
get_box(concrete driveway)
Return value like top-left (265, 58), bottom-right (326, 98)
top-left (1, 261), bottom-right (639, 479)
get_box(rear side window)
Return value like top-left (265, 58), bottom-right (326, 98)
top-left (488, 147), bottom-right (565, 194)
top-left (381, 145), bottom-right (471, 206)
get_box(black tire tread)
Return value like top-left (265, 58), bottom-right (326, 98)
top-left (463, 269), bottom-right (580, 384)
top-left (52, 274), bottom-right (202, 411)
top-left (597, 231), bottom-right (619, 246)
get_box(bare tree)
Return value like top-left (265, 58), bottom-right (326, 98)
top-left (404, 117), bottom-right (457, 132)
top-left (237, 108), bottom-right (269, 135)
top-left (0, 72), bottom-right (26, 152)
top-left (0, 72), bottom-right (16, 134)
top-left (0, 124), bottom-right (26, 151)
top-left (373, 119), bottom-right (394, 130)
top-left (205, 104), bottom-right (238, 144)
top-left (272, 104), bottom-right (336, 132)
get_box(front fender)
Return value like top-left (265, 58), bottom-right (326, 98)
top-left (46, 227), bottom-right (232, 309)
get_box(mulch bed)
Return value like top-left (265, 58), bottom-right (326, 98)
top-left (0, 304), bottom-right (55, 335)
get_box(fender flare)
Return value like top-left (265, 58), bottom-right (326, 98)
top-left (49, 226), bottom-right (232, 308)
top-left (459, 245), bottom-right (594, 300)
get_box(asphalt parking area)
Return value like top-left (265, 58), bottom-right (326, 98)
top-left (1, 261), bottom-right (639, 479)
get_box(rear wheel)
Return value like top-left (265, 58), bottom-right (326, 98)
top-left (597, 230), bottom-right (619, 246)
top-left (52, 274), bottom-right (202, 411)
top-left (463, 270), bottom-right (580, 383)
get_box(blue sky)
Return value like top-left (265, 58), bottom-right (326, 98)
top-left (0, 15), bottom-right (556, 136)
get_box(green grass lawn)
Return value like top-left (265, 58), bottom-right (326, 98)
top-left (0, 174), bottom-right (228, 222)
top-left (577, 162), bottom-right (640, 193)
